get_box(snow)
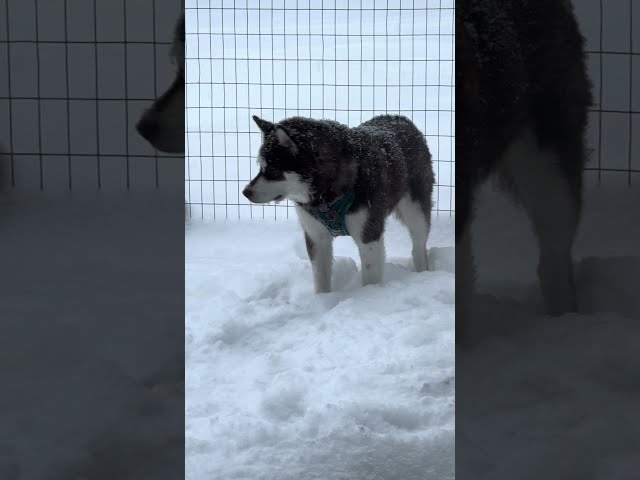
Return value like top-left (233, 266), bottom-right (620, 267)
top-left (184, 178), bottom-right (640, 479)
top-left (457, 178), bottom-right (640, 478)
top-left (2, 181), bottom-right (636, 479)
top-left (185, 213), bottom-right (455, 480)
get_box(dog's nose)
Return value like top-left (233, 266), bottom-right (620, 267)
top-left (136, 116), bottom-right (157, 141)
top-left (242, 186), bottom-right (254, 200)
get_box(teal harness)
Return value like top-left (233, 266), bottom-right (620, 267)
top-left (308, 191), bottom-right (356, 237)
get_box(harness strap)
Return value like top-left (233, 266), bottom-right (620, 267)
top-left (308, 191), bottom-right (356, 237)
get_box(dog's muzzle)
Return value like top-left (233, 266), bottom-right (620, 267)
top-left (136, 113), bottom-right (157, 143)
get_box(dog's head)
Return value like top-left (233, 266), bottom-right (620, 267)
top-left (243, 115), bottom-right (357, 205)
top-left (136, 14), bottom-right (185, 154)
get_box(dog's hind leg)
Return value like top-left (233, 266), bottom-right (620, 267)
top-left (346, 209), bottom-right (386, 286)
top-left (500, 129), bottom-right (581, 315)
top-left (456, 223), bottom-right (474, 344)
top-left (396, 195), bottom-right (431, 272)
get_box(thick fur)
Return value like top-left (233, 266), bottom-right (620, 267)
top-left (136, 13), bottom-right (185, 154)
top-left (456, 0), bottom-right (593, 340)
top-left (245, 114), bottom-right (435, 292)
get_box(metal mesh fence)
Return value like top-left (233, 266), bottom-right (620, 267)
top-left (576, 0), bottom-right (639, 185)
top-left (2, 1), bottom-right (635, 201)
top-left (185, 0), bottom-right (455, 220)
top-left (0, 0), bottom-right (182, 194)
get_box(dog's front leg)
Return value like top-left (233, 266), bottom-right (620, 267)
top-left (305, 232), bottom-right (333, 293)
top-left (297, 207), bottom-right (334, 293)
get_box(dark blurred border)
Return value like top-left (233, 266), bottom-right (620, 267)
top-left (456, 1), bottom-right (640, 478)
top-left (0, 1), bottom-right (184, 478)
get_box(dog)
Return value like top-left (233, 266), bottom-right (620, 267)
top-left (456, 0), bottom-right (593, 341)
top-left (243, 114), bottom-right (435, 293)
top-left (136, 13), bottom-right (185, 154)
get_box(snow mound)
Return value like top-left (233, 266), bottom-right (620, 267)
top-left (186, 216), bottom-right (455, 480)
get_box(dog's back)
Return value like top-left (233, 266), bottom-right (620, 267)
top-left (352, 115), bottom-right (434, 215)
top-left (456, 0), bottom-right (592, 238)
top-left (358, 115), bottom-right (433, 181)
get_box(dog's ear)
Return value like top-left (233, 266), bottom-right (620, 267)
top-left (252, 115), bottom-right (274, 135)
top-left (274, 125), bottom-right (297, 154)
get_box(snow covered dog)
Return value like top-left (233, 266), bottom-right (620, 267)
top-left (136, 13), bottom-right (185, 153)
top-left (457, 0), bottom-right (593, 339)
top-left (243, 114), bottom-right (435, 293)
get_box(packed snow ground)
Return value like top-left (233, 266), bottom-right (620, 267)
top-left (457, 180), bottom-right (640, 479)
top-left (185, 214), bottom-right (455, 480)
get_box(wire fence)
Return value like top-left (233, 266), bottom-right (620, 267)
top-left (574, 0), bottom-right (639, 186)
top-left (1, 1), bottom-right (636, 201)
top-left (185, 0), bottom-right (455, 220)
top-left (0, 0), bottom-right (182, 194)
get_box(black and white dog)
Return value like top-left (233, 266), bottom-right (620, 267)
top-left (244, 114), bottom-right (435, 293)
top-left (136, 13), bottom-right (185, 154)
top-left (456, 0), bottom-right (593, 339)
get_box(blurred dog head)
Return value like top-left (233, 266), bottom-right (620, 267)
top-left (136, 13), bottom-right (184, 154)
